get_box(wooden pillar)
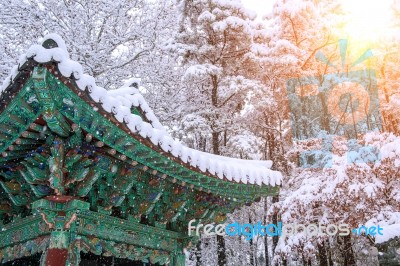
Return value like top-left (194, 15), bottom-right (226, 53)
top-left (42, 230), bottom-right (70, 265)
top-left (33, 197), bottom-right (89, 266)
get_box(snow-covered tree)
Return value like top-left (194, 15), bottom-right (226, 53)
top-left (170, 0), bottom-right (272, 264)
top-left (272, 132), bottom-right (400, 265)
top-left (171, 0), bottom-right (265, 154)
top-left (0, 0), bottom-right (178, 90)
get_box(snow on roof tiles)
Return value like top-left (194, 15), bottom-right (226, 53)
top-left (0, 33), bottom-right (282, 187)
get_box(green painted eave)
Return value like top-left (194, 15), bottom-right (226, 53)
top-left (0, 66), bottom-right (279, 201)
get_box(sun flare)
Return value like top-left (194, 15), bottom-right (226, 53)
top-left (339, 0), bottom-right (394, 42)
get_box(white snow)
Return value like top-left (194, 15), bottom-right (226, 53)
top-left (0, 33), bottom-right (282, 187)
top-left (367, 211), bottom-right (400, 244)
top-left (375, 224), bottom-right (400, 244)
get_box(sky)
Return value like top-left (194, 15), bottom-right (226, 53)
top-left (242, 0), bottom-right (275, 19)
top-left (242, 0), bottom-right (395, 43)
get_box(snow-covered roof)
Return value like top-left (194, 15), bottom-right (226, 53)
top-left (0, 34), bottom-right (282, 187)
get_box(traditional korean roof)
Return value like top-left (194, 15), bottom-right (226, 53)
top-left (1, 34), bottom-right (281, 186)
top-left (0, 34), bottom-right (280, 234)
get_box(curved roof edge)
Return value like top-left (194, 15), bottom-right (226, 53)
top-left (0, 33), bottom-right (282, 187)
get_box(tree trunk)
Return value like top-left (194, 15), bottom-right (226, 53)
top-left (212, 132), bottom-right (219, 155)
top-left (342, 235), bottom-right (356, 266)
top-left (224, 130), bottom-right (227, 146)
top-left (264, 198), bottom-right (270, 266)
top-left (264, 235), bottom-right (269, 266)
top-left (249, 215), bottom-right (254, 266)
top-left (250, 236), bottom-right (254, 266)
top-left (210, 76), bottom-right (225, 265)
top-left (328, 241), bottom-right (334, 266)
top-left (272, 195), bottom-right (279, 252)
top-left (196, 240), bottom-right (202, 266)
top-left (271, 195), bottom-right (280, 266)
top-left (318, 240), bottom-right (328, 266)
top-left (319, 92), bottom-right (331, 134)
top-left (217, 235), bottom-right (227, 266)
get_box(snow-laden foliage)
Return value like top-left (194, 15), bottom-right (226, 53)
top-left (167, 0), bottom-right (269, 158)
top-left (0, 0), bottom-right (178, 90)
top-left (273, 132), bottom-right (400, 264)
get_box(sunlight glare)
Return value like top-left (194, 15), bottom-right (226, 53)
top-left (340, 0), bottom-right (393, 42)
